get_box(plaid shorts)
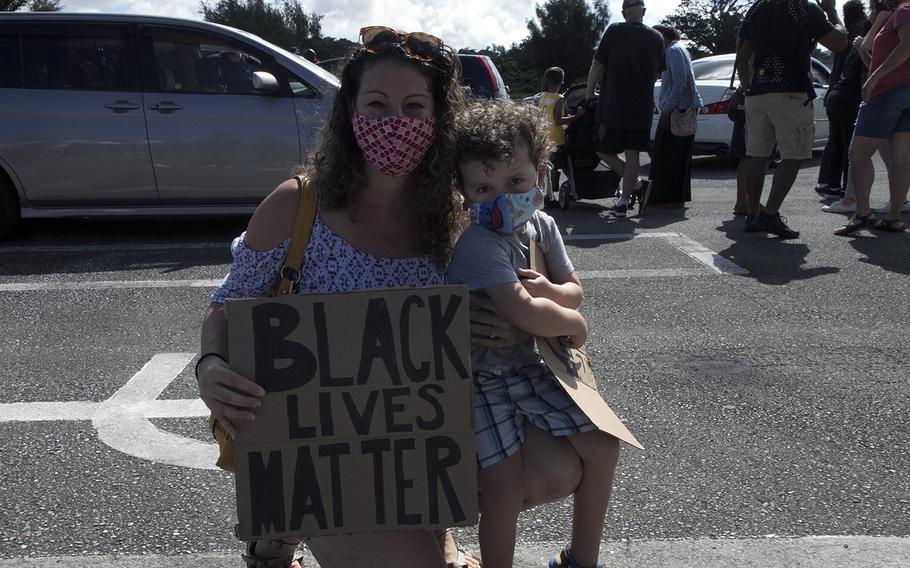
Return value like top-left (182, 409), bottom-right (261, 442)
top-left (474, 364), bottom-right (596, 470)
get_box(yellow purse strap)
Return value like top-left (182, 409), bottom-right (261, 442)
top-left (273, 175), bottom-right (317, 296)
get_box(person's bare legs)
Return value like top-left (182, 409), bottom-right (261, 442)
top-left (850, 135), bottom-right (884, 217)
top-left (438, 529), bottom-right (481, 568)
top-left (478, 452), bottom-right (525, 568)
top-left (763, 158), bottom-right (802, 215)
top-left (248, 538), bottom-right (302, 568)
top-left (742, 156), bottom-right (771, 216)
top-left (598, 150), bottom-right (640, 201)
top-left (735, 158), bottom-right (750, 213)
top-left (885, 132), bottom-right (910, 221)
top-left (563, 431), bottom-right (620, 568)
top-left (438, 427), bottom-right (580, 568)
top-left (598, 151), bottom-right (625, 195)
top-left (307, 530), bottom-right (445, 568)
top-left (522, 424), bottom-right (582, 508)
top-left (620, 150), bottom-right (641, 201)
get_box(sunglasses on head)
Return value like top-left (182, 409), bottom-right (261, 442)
top-left (359, 26), bottom-right (445, 63)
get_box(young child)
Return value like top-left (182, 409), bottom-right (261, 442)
top-left (447, 100), bottom-right (620, 568)
top-left (536, 67), bottom-right (585, 194)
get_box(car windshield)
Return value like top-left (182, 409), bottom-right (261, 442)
top-left (692, 59), bottom-right (735, 81)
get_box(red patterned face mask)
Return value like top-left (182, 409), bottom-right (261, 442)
top-left (352, 113), bottom-right (436, 177)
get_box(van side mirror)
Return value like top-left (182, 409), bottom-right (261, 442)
top-left (252, 71), bottom-right (280, 94)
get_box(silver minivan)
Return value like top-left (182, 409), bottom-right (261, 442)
top-left (0, 12), bottom-right (339, 237)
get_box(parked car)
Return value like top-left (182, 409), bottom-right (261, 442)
top-left (649, 53), bottom-right (832, 156)
top-left (457, 54), bottom-right (508, 99)
top-left (0, 12), bottom-right (339, 238)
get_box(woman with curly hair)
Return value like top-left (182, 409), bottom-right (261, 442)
top-left (195, 26), bottom-right (584, 568)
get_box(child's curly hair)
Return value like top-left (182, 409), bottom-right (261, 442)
top-left (454, 99), bottom-right (553, 184)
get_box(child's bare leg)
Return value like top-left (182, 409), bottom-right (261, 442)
top-left (478, 451), bottom-right (525, 568)
top-left (565, 431), bottom-right (620, 567)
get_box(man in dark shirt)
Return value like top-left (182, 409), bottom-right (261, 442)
top-left (736, 0), bottom-right (846, 238)
top-left (585, 0), bottom-right (665, 217)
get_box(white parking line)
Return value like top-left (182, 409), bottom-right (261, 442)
top-left (0, 242), bottom-right (226, 253)
top-left (0, 279), bottom-right (223, 292)
top-left (577, 268), bottom-right (709, 279)
top-left (0, 353), bottom-right (218, 470)
top-left (0, 232), bottom-right (747, 292)
top-left (565, 232), bottom-right (749, 276)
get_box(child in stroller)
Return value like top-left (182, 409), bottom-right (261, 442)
top-left (542, 83), bottom-right (639, 212)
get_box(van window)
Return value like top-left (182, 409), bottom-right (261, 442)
top-left (0, 35), bottom-right (22, 88)
top-left (22, 35), bottom-right (131, 91)
top-left (149, 37), bottom-right (271, 95)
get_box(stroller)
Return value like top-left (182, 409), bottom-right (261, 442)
top-left (542, 83), bottom-right (623, 210)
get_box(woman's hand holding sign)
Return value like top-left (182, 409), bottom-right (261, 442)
top-left (197, 304), bottom-right (266, 440)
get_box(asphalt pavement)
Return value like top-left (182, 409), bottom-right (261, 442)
top-left (0, 153), bottom-right (908, 567)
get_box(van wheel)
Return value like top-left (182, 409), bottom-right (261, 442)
top-left (558, 182), bottom-right (573, 210)
top-left (0, 177), bottom-right (21, 239)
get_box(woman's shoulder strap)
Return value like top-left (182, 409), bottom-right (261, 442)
top-left (272, 175), bottom-right (318, 296)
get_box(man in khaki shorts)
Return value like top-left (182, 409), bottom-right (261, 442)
top-left (736, 0), bottom-right (846, 238)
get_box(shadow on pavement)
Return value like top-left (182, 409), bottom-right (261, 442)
top-left (635, 206), bottom-right (688, 229)
top-left (714, 219), bottom-right (841, 285)
top-left (848, 232), bottom-right (910, 275)
top-left (0, 217), bottom-right (248, 277)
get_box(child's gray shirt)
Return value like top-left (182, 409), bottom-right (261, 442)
top-left (447, 210), bottom-right (575, 375)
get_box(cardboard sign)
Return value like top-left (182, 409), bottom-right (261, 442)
top-left (225, 286), bottom-right (478, 540)
top-left (529, 242), bottom-right (643, 450)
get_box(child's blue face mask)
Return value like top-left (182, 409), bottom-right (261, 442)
top-left (469, 185), bottom-right (544, 233)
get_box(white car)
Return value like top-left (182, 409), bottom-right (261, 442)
top-left (650, 53), bottom-right (832, 156)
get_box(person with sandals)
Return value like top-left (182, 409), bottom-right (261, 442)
top-left (195, 26), bottom-right (586, 568)
top-left (737, 0), bottom-right (847, 239)
top-left (836, 0), bottom-right (910, 235)
top-left (449, 100), bottom-right (624, 568)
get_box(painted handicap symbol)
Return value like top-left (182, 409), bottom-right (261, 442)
top-left (0, 353), bottom-right (219, 470)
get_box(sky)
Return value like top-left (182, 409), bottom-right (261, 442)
top-left (60, 0), bottom-right (678, 51)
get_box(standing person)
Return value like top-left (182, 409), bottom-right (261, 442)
top-left (737, 0), bottom-right (847, 238)
top-left (195, 26), bottom-right (585, 568)
top-left (816, 0), bottom-right (870, 197)
top-left (822, 1), bottom-right (900, 214)
top-left (835, 0), bottom-right (910, 234)
top-left (584, 0), bottom-right (664, 217)
top-left (537, 66), bottom-right (585, 197)
top-left (448, 99), bottom-right (622, 568)
top-left (648, 25), bottom-right (703, 209)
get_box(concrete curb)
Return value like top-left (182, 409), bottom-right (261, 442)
top-left (2, 536), bottom-right (909, 567)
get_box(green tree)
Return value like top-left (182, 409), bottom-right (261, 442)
top-left (199, 0), bottom-right (355, 60)
top-left (200, 0), bottom-right (310, 49)
top-left (281, 0), bottom-right (321, 50)
top-left (0, 0), bottom-right (63, 10)
top-left (660, 0), bottom-right (749, 58)
top-left (525, 0), bottom-right (611, 85)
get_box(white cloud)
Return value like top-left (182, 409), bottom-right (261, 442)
top-left (64, 0), bottom-right (683, 50)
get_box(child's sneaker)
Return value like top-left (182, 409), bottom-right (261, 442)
top-left (548, 545), bottom-right (605, 568)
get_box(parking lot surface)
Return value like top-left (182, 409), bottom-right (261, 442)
top-left (1, 155), bottom-right (908, 567)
